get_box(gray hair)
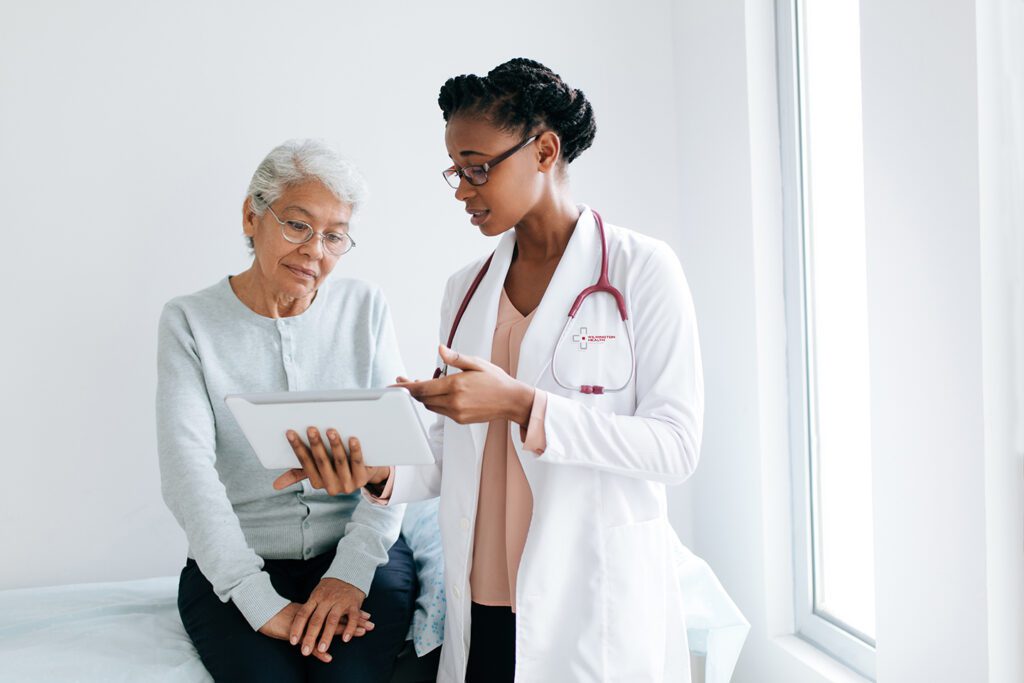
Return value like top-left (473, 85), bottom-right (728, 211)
top-left (244, 139), bottom-right (369, 249)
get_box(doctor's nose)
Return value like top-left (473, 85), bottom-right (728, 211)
top-left (454, 176), bottom-right (476, 202)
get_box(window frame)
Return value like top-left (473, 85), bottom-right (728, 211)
top-left (775, 0), bottom-right (877, 678)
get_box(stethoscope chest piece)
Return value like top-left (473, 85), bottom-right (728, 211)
top-left (550, 307), bottom-right (635, 395)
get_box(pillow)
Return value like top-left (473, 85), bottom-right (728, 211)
top-left (400, 499), bottom-right (445, 656)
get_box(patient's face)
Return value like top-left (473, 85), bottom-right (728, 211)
top-left (242, 180), bottom-right (351, 299)
top-left (443, 114), bottom-right (547, 238)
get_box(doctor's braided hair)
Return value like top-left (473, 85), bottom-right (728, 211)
top-left (438, 58), bottom-right (596, 165)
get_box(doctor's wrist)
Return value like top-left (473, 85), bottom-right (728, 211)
top-left (507, 382), bottom-right (536, 427)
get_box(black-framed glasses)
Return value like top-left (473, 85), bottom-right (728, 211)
top-left (262, 202), bottom-right (356, 256)
top-left (442, 135), bottom-right (538, 189)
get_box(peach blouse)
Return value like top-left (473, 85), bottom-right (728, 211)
top-left (375, 288), bottom-right (548, 612)
top-left (469, 288), bottom-right (548, 612)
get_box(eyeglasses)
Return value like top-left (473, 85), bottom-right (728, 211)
top-left (442, 135), bottom-right (538, 189)
top-left (262, 202), bottom-right (356, 256)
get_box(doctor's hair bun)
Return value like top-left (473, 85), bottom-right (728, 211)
top-left (438, 58), bottom-right (597, 164)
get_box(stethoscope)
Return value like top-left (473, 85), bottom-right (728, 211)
top-left (433, 210), bottom-right (636, 395)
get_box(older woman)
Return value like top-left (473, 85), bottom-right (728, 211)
top-left (156, 139), bottom-right (416, 683)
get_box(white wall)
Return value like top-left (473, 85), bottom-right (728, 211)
top-left (0, 0), bottom-right (699, 589)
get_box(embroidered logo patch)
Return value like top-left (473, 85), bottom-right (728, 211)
top-left (571, 326), bottom-right (617, 350)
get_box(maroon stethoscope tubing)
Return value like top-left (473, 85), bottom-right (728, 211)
top-left (567, 212), bottom-right (628, 321)
top-left (432, 253), bottom-right (494, 380)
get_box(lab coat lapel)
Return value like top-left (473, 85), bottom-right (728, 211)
top-left (450, 231), bottom-right (518, 456)
top-left (516, 206), bottom-right (601, 389)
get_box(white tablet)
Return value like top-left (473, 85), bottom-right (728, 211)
top-left (224, 388), bottom-right (435, 469)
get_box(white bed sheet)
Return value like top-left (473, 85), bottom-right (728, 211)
top-left (0, 503), bottom-right (446, 682)
top-left (0, 506), bottom-right (745, 683)
top-left (0, 576), bottom-right (211, 683)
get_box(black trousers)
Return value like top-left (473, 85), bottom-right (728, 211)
top-left (465, 602), bottom-right (516, 683)
top-left (178, 537), bottom-right (417, 683)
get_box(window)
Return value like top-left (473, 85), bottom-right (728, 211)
top-left (777, 0), bottom-right (876, 677)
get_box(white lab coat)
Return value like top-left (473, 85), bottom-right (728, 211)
top-left (382, 206), bottom-right (706, 682)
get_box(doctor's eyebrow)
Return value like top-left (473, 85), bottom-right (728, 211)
top-left (449, 150), bottom-right (489, 159)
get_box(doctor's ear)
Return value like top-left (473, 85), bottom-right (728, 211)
top-left (535, 131), bottom-right (562, 174)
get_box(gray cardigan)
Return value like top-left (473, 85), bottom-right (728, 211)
top-left (156, 276), bottom-right (406, 630)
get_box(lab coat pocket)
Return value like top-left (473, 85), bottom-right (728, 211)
top-left (602, 517), bottom-right (669, 682)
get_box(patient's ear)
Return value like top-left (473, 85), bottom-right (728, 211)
top-left (242, 197), bottom-right (258, 239)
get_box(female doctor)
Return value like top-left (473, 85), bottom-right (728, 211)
top-left (275, 58), bottom-right (705, 682)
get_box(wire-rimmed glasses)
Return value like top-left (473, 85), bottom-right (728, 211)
top-left (262, 202), bottom-right (356, 256)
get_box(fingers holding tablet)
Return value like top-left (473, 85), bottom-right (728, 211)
top-left (277, 427), bottom-right (386, 496)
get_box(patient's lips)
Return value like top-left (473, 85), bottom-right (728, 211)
top-left (285, 264), bottom-right (318, 279)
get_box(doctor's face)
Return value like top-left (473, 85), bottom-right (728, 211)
top-left (444, 114), bottom-right (550, 237)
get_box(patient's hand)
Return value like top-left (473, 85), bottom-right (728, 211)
top-left (259, 600), bottom-right (373, 662)
top-left (290, 578), bottom-right (373, 657)
top-left (259, 603), bottom-right (332, 662)
top-left (274, 427), bottom-right (389, 495)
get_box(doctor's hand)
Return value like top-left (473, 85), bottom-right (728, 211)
top-left (394, 345), bottom-right (536, 426)
top-left (273, 427), bottom-right (389, 495)
top-left (290, 578), bottom-right (373, 657)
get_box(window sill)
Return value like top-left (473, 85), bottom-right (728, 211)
top-left (770, 635), bottom-right (873, 683)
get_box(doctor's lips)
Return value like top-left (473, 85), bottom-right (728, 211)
top-left (466, 207), bottom-right (490, 226)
